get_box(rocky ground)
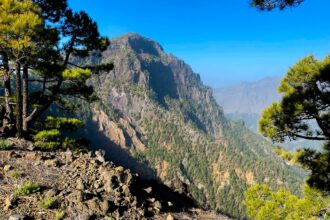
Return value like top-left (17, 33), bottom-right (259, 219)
top-left (0, 140), bottom-right (230, 220)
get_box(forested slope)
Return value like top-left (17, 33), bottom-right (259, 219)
top-left (77, 33), bottom-right (305, 218)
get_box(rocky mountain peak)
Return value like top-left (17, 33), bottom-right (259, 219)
top-left (110, 33), bottom-right (164, 57)
top-left (91, 33), bottom-right (224, 137)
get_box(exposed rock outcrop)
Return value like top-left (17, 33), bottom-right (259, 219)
top-left (1, 146), bottom-right (213, 219)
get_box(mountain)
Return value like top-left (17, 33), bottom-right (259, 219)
top-left (213, 77), bottom-right (320, 151)
top-left (213, 77), bottom-right (282, 115)
top-left (75, 33), bottom-right (304, 218)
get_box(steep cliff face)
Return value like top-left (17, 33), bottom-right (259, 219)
top-left (89, 33), bottom-right (224, 138)
top-left (79, 33), bottom-right (304, 218)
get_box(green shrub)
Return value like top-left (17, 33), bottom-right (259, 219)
top-left (14, 182), bottom-right (41, 196)
top-left (54, 210), bottom-right (65, 220)
top-left (38, 196), bottom-right (57, 209)
top-left (61, 137), bottom-right (89, 153)
top-left (45, 116), bottom-right (84, 131)
top-left (0, 140), bottom-right (12, 150)
top-left (34, 141), bottom-right (61, 150)
top-left (34, 129), bottom-right (61, 141)
top-left (33, 129), bottom-right (61, 150)
top-left (33, 128), bottom-right (91, 151)
top-left (10, 171), bottom-right (23, 179)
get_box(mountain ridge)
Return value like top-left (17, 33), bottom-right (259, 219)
top-left (213, 76), bottom-right (320, 151)
top-left (213, 76), bottom-right (282, 115)
top-left (75, 33), bottom-right (305, 218)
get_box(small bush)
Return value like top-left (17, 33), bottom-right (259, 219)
top-left (33, 129), bottom-right (61, 150)
top-left (14, 182), bottom-right (41, 196)
top-left (0, 140), bottom-right (12, 150)
top-left (34, 141), bottom-right (61, 150)
top-left (45, 116), bottom-right (84, 131)
top-left (54, 210), bottom-right (65, 220)
top-left (61, 137), bottom-right (90, 153)
top-left (34, 129), bottom-right (60, 142)
top-left (38, 196), bottom-right (57, 209)
top-left (10, 171), bottom-right (23, 179)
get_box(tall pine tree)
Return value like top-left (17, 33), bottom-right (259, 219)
top-left (0, 0), bottom-right (43, 138)
top-left (0, 0), bottom-right (112, 142)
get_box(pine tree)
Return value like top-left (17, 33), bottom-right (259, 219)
top-left (0, 0), bottom-right (112, 141)
top-left (0, 0), bottom-right (43, 138)
top-left (259, 54), bottom-right (330, 193)
top-left (250, 0), bottom-right (304, 10)
top-left (244, 184), bottom-right (330, 219)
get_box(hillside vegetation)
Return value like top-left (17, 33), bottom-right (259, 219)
top-left (76, 33), bottom-right (305, 218)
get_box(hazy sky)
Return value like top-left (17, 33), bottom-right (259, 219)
top-left (69, 0), bottom-right (330, 88)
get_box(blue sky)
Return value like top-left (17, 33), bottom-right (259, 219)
top-left (69, 0), bottom-right (330, 88)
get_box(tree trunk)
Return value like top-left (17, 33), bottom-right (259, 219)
top-left (22, 66), bottom-right (28, 135)
top-left (15, 62), bottom-right (23, 138)
top-left (1, 52), bottom-right (12, 124)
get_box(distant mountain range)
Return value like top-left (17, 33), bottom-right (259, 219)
top-left (74, 33), bottom-right (304, 218)
top-left (213, 76), bottom-right (320, 151)
top-left (214, 77), bottom-right (282, 115)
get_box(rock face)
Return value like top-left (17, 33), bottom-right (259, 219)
top-left (0, 148), bottom-right (202, 219)
top-left (86, 33), bottom-right (224, 138)
top-left (76, 33), bottom-right (305, 218)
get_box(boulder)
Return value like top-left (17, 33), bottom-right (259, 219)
top-left (8, 215), bottom-right (29, 220)
top-left (76, 178), bottom-right (85, 190)
top-left (4, 165), bottom-right (12, 171)
top-left (95, 150), bottom-right (106, 163)
top-left (167, 214), bottom-right (175, 220)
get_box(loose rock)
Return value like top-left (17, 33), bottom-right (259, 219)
top-left (4, 165), bottom-right (12, 171)
top-left (8, 215), bottom-right (28, 220)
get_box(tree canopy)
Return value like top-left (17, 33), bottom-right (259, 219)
top-left (251, 0), bottom-right (304, 10)
top-left (259, 55), bottom-right (330, 143)
top-left (0, 0), bottom-right (43, 137)
top-left (0, 0), bottom-right (112, 148)
top-left (259, 54), bottom-right (330, 193)
top-left (244, 184), bottom-right (330, 219)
